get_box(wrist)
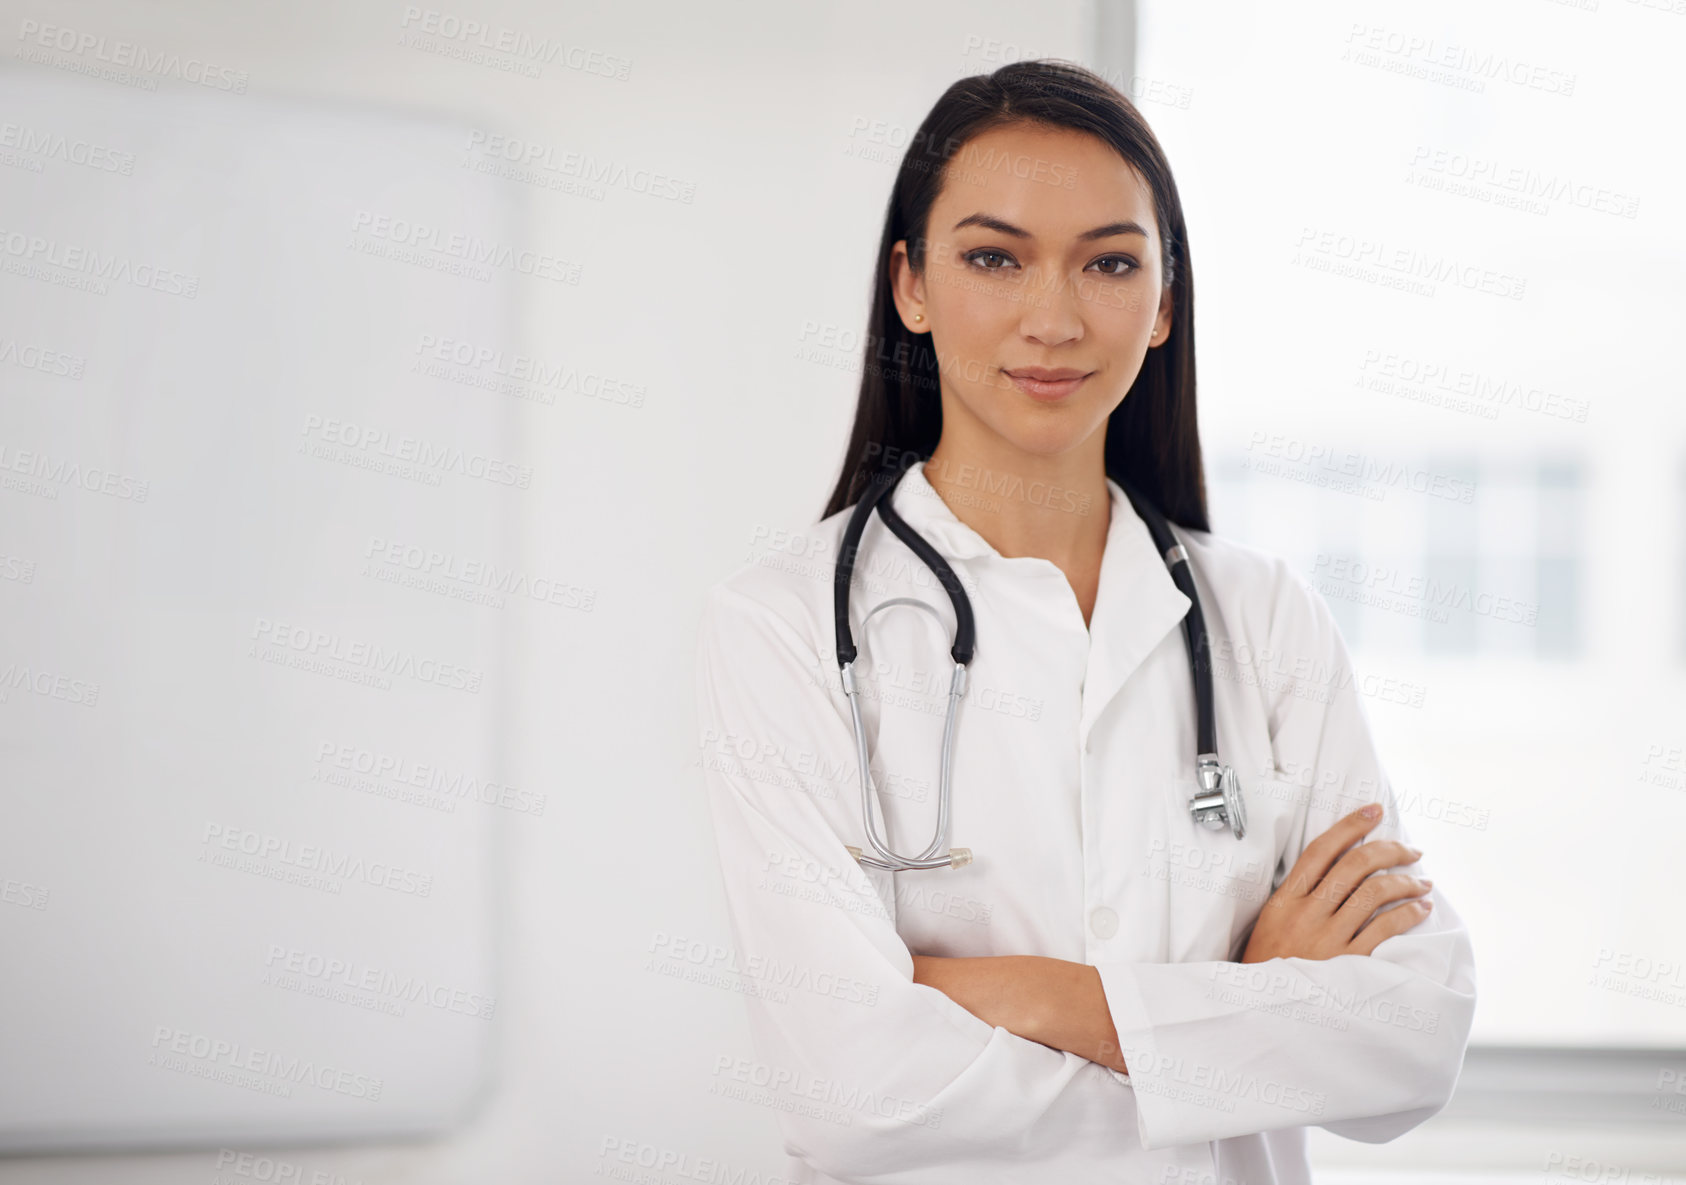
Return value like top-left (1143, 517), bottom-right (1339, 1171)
top-left (995, 955), bottom-right (1053, 1042)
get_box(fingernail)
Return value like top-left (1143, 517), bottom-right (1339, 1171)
top-left (1420, 899), bottom-right (1434, 911)
top-left (1419, 878), bottom-right (1433, 889)
top-left (1360, 803), bottom-right (1382, 819)
top-left (1408, 847), bottom-right (1423, 860)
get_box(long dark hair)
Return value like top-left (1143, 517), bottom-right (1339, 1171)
top-left (821, 59), bottom-right (1209, 533)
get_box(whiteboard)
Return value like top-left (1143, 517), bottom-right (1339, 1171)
top-left (0, 65), bottom-right (518, 1151)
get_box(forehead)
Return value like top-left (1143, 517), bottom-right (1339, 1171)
top-left (932, 122), bottom-right (1156, 236)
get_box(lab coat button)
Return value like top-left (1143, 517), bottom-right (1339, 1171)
top-left (1089, 906), bottom-right (1119, 939)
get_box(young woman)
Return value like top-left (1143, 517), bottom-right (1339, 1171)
top-left (694, 60), bottom-right (1475, 1184)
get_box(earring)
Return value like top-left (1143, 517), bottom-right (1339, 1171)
top-left (914, 313), bottom-right (924, 322)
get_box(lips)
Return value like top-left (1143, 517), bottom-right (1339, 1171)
top-left (1003, 367), bottom-right (1092, 401)
top-left (1008, 367), bottom-right (1089, 381)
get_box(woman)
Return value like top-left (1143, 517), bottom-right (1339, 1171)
top-left (694, 59), bottom-right (1475, 1184)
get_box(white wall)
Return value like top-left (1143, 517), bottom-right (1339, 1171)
top-left (0, 1), bottom-right (1095, 1182)
top-left (0, 66), bottom-right (512, 1153)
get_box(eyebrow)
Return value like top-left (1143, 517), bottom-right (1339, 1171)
top-left (951, 212), bottom-right (1149, 241)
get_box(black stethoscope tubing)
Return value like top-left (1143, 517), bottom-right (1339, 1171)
top-left (833, 462), bottom-right (1244, 869)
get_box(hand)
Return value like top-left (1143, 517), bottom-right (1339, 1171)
top-left (1241, 804), bottom-right (1433, 963)
top-left (910, 955), bottom-right (1129, 1074)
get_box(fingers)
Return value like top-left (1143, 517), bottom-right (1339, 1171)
top-left (1329, 871), bottom-right (1433, 942)
top-left (1250, 801), bottom-right (1435, 963)
top-left (1278, 804), bottom-right (1416, 909)
top-left (1345, 892), bottom-right (1435, 956)
top-left (1311, 838), bottom-right (1422, 912)
top-left (1276, 805), bottom-right (1384, 900)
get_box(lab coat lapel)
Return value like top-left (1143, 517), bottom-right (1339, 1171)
top-left (881, 461), bottom-right (996, 562)
top-left (1080, 479), bottom-right (1192, 749)
top-left (885, 460), bottom-right (1192, 747)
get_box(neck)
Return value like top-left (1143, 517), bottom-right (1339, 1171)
top-left (922, 431), bottom-right (1112, 573)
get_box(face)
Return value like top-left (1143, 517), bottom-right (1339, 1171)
top-left (890, 121), bottom-right (1172, 459)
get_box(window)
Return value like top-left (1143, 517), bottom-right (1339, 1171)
top-left (1134, 0), bottom-right (1686, 1132)
top-left (1208, 452), bottom-right (1583, 660)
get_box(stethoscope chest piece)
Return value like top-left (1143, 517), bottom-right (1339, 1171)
top-left (1189, 756), bottom-right (1247, 840)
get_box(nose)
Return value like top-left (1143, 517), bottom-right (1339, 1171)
top-left (1016, 266), bottom-right (1085, 348)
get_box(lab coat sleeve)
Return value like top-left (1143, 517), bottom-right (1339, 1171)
top-left (694, 581), bottom-right (1153, 1183)
top-left (1093, 568), bottom-right (1477, 1150)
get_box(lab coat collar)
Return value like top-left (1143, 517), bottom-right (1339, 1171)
top-left (889, 459), bottom-right (1193, 741)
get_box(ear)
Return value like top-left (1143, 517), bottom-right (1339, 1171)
top-left (1151, 286), bottom-right (1173, 345)
top-left (889, 240), bottom-right (929, 334)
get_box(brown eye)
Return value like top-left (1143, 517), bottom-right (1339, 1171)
top-left (964, 249), bottom-right (1016, 271)
top-left (1090, 256), bottom-right (1139, 276)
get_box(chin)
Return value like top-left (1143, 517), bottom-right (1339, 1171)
top-left (989, 416), bottom-right (1101, 459)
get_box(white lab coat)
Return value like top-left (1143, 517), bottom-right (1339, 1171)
top-left (692, 458), bottom-right (1476, 1185)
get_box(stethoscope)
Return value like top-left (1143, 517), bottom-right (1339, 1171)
top-left (832, 463), bottom-right (1246, 872)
